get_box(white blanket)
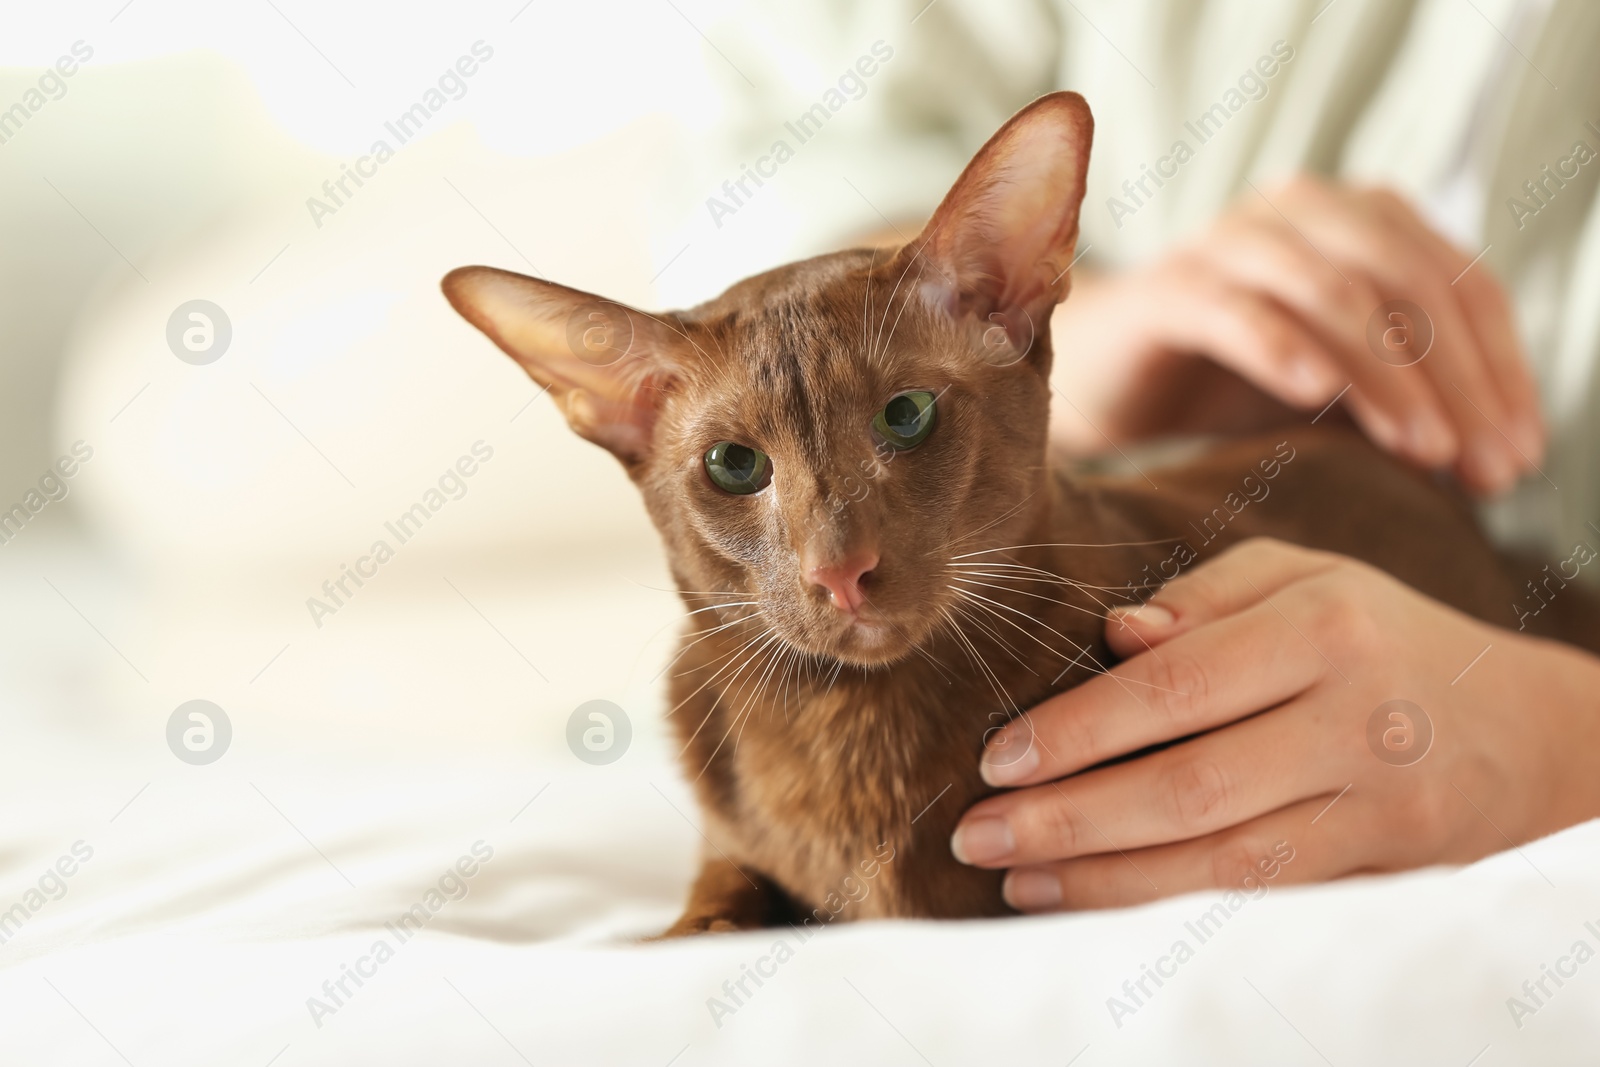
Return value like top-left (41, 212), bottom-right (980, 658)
top-left (4, 548), bottom-right (1598, 1066)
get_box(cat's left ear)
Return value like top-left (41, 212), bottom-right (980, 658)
top-left (911, 91), bottom-right (1093, 358)
top-left (442, 266), bottom-right (682, 465)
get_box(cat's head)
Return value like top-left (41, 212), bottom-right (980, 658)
top-left (444, 92), bottom-right (1092, 668)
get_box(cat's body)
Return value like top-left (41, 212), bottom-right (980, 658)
top-left (442, 91), bottom-right (1600, 935)
top-left (663, 423), bottom-right (1600, 932)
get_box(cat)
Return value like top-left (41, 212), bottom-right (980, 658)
top-left (442, 91), bottom-right (1599, 935)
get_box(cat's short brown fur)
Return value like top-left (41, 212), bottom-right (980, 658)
top-left (443, 92), bottom-right (1599, 935)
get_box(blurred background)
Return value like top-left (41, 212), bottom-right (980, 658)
top-left (2, 0), bottom-right (1037, 765)
top-left (0, 0), bottom-right (751, 765)
top-left (6, 4), bottom-right (1600, 1063)
top-left (4, 0), bottom-right (1600, 973)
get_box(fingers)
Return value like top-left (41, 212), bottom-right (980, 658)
top-left (984, 596), bottom-right (1318, 786)
top-left (1369, 190), bottom-right (1544, 463)
top-left (958, 694), bottom-right (1348, 869)
top-left (1157, 175), bottom-right (1540, 493)
top-left (1190, 216), bottom-right (1455, 465)
top-left (1088, 173), bottom-right (1542, 492)
top-left (1103, 537), bottom-right (1340, 659)
top-left (1252, 178), bottom-right (1538, 492)
top-left (1129, 258), bottom-right (1343, 409)
top-left (979, 541), bottom-right (1337, 788)
top-left (999, 792), bottom-right (1372, 912)
top-left (1288, 191), bottom-right (1519, 492)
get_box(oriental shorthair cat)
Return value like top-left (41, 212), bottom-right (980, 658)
top-left (442, 92), bottom-right (1600, 934)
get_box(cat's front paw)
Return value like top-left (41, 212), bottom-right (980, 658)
top-left (648, 855), bottom-right (790, 939)
top-left (652, 910), bottom-right (762, 939)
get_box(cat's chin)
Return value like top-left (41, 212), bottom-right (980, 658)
top-left (812, 618), bottom-right (922, 669)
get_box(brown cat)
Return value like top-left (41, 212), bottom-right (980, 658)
top-left (442, 92), bottom-right (1598, 935)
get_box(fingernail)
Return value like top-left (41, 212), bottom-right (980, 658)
top-left (1004, 870), bottom-right (1062, 911)
top-left (951, 816), bottom-right (1015, 865)
top-left (1365, 408), bottom-right (1404, 452)
top-left (1469, 436), bottom-right (1516, 491)
top-left (1513, 415), bottom-right (1544, 464)
top-left (1406, 413), bottom-right (1454, 465)
top-left (981, 736), bottom-right (1039, 786)
top-left (1289, 359), bottom-right (1331, 401)
top-left (1115, 602), bottom-right (1175, 630)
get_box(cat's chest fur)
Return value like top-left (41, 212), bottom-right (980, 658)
top-left (666, 561), bottom-right (1111, 922)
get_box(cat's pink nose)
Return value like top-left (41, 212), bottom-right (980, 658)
top-left (807, 551), bottom-right (878, 615)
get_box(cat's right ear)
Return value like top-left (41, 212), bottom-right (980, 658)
top-left (910, 91), bottom-right (1093, 362)
top-left (442, 266), bottom-right (681, 465)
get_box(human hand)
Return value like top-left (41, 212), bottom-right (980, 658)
top-left (950, 539), bottom-right (1600, 911)
top-left (1050, 175), bottom-right (1543, 495)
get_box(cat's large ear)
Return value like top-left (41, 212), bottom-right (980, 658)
top-left (911, 91), bottom-right (1093, 360)
top-left (442, 266), bottom-right (681, 465)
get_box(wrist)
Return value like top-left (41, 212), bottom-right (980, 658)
top-left (1512, 634), bottom-right (1600, 838)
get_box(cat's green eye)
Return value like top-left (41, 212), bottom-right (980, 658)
top-left (873, 390), bottom-right (938, 450)
top-left (704, 441), bottom-right (773, 495)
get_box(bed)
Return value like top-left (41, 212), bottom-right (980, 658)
top-left (4, 539), bottom-right (1597, 1067)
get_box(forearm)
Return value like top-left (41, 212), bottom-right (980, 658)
top-left (1514, 635), bottom-right (1600, 840)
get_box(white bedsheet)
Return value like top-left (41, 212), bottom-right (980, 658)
top-left (4, 545), bottom-right (1598, 1066)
